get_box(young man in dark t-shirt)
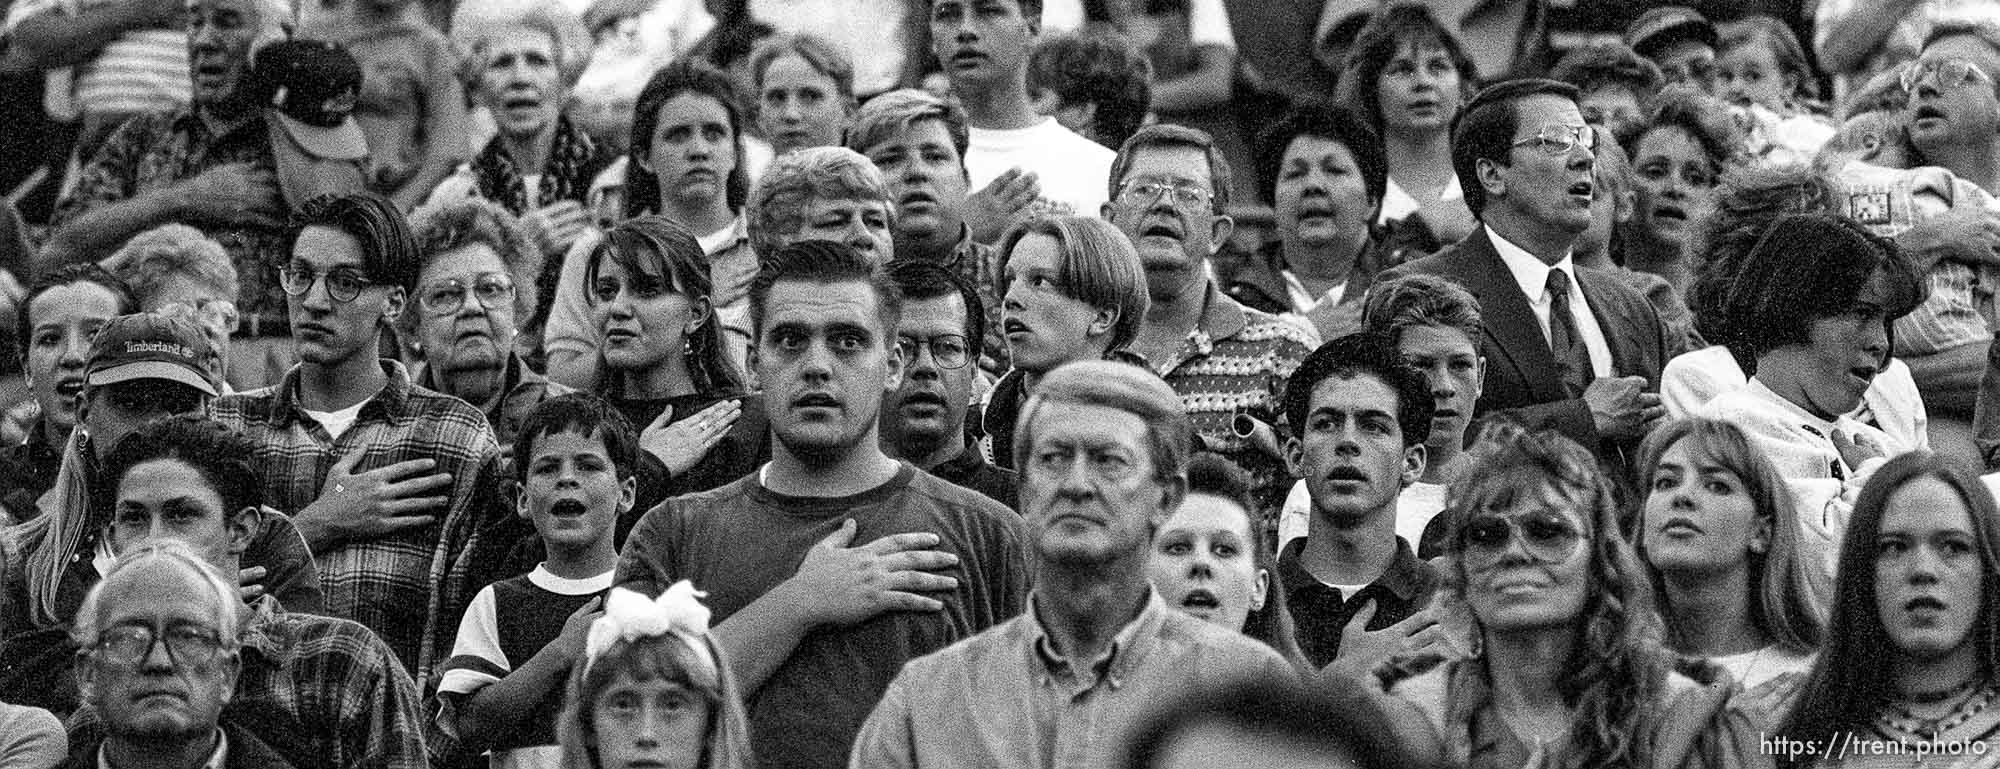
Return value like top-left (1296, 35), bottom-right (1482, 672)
top-left (615, 240), bottom-right (1029, 769)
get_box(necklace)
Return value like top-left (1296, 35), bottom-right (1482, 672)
top-left (1874, 683), bottom-right (1996, 742)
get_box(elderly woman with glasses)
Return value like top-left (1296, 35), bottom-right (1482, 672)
top-left (401, 198), bottom-right (573, 447)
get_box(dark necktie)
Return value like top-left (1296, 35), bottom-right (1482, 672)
top-left (1546, 269), bottom-right (1592, 398)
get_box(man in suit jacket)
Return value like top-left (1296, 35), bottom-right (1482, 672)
top-left (1379, 79), bottom-right (1673, 464)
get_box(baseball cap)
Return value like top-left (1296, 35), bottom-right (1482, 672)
top-left (85, 314), bottom-right (218, 397)
top-left (254, 38), bottom-right (368, 161)
top-left (1624, 6), bottom-right (1718, 59)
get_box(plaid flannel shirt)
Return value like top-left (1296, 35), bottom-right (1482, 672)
top-left (67, 595), bottom-right (428, 769)
top-left (211, 359), bottom-right (502, 688)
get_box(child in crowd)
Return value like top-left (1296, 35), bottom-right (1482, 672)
top-left (300, 0), bottom-right (469, 211)
top-left (436, 393), bottom-right (638, 768)
top-left (558, 583), bottom-right (753, 769)
top-left (1716, 15), bottom-right (1834, 165)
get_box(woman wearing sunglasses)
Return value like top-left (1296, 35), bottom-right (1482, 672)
top-left (403, 198), bottom-right (574, 447)
top-left (1637, 418), bottom-right (1828, 730)
top-left (585, 216), bottom-right (765, 496)
top-left (1378, 427), bottom-right (1764, 769)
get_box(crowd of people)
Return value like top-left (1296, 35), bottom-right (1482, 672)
top-left (1, 0), bottom-right (2000, 767)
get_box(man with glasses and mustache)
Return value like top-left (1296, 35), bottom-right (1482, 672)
top-left (211, 192), bottom-right (502, 688)
top-left (1102, 123), bottom-right (1318, 544)
top-left (1378, 79), bottom-right (1674, 470)
top-left (879, 261), bottom-right (1016, 509)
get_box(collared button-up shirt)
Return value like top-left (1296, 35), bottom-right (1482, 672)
top-left (68, 595), bottom-right (428, 769)
top-left (211, 359), bottom-right (502, 685)
top-left (55, 110), bottom-right (292, 332)
top-left (1278, 535), bottom-right (1439, 669)
top-left (848, 588), bottom-right (1294, 769)
top-left (1487, 225), bottom-right (1612, 379)
top-left (1151, 282), bottom-right (1317, 537)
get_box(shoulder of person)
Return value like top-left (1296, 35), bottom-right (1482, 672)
top-left (884, 613), bottom-right (1031, 685)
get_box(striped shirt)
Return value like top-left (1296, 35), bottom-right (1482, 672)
top-left (2, 0), bottom-right (189, 116)
top-left (212, 359), bottom-right (504, 688)
top-left (1150, 284), bottom-right (1317, 539)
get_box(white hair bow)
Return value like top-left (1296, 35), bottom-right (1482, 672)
top-left (584, 582), bottom-right (716, 676)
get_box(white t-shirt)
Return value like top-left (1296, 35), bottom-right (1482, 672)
top-left (302, 399), bottom-right (369, 441)
top-left (1038, 0), bottom-right (1236, 50)
top-left (965, 118), bottom-right (1115, 222)
top-left (1277, 480), bottom-right (1449, 554)
top-left (437, 565), bottom-right (613, 769)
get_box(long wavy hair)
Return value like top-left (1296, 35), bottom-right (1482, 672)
top-left (1441, 426), bottom-right (1674, 769)
top-left (1635, 418), bottom-right (1827, 656)
top-left (585, 217), bottom-right (746, 399)
top-left (1778, 453), bottom-right (2000, 768)
top-left (559, 632), bottom-right (752, 769)
top-left (624, 61), bottom-right (750, 221)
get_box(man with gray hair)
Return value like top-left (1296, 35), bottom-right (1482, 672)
top-left (747, 146), bottom-right (896, 264)
top-left (63, 542), bottom-right (283, 768)
top-left (851, 359), bottom-right (1292, 769)
top-left (846, 88), bottom-right (1007, 373)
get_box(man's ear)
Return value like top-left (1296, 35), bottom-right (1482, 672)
top-left (227, 506), bottom-right (258, 556)
top-left (73, 651), bottom-right (96, 702)
top-left (616, 474), bottom-right (637, 515)
top-left (1401, 442), bottom-right (1427, 488)
top-left (1089, 307), bottom-right (1118, 338)
top-left (882, 334), bottom-right (904, 393)
top-left (514, 480), bottom-right (531, 521)
top-left (1473, 356), bottom-right (1488, 400)
top-left (1283, 435), bottom-right (1306, 479)
top-left (1206, 212), bottom-right (1235, 255)
top-left (1100, 200), bottom-right (1120, 222)
top-left (1029, 87), bottom-right (1060, 116)
top-left (1613, 186), bottom-right (1636, 224)
top-left (1250, 567), bottom-right (1270, 611)
top-left (1155, 472), bottom-right (1188, 526)
top-left (1476, 157), bottom-right (1507, 201)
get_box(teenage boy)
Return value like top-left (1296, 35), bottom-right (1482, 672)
top-left (1276, 333), bottom-right (1444, 671)
top-left (438, 394), bottom-right (633, 768)
top-left (928, 0), bottom-right (1115, 231)
top-left (212, 191), bottom-right (502, 683)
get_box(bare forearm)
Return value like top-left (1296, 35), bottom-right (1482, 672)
top-left (1902, 343), bottom-right (1988, 417)
top-left (10, 3), bottom-right (166, 69)
top-left (1816, 0), bottom-right (1922, 74)
top-left (711, 584), bottom-right (815, 696)
top-left (1149, 47), bottom-right (1235, 113)
top-left (39, 190), bottom-right (181, 271)
top-left (456, 644), bottom-right (577, 745)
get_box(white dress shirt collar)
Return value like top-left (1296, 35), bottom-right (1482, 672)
top-left (1486, 225), bottom-right (1575, 305)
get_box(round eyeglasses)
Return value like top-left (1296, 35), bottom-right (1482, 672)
top-left (418, 274), bottom-right (517, 316)
top-left (278, 265), bottom-right (375, 304)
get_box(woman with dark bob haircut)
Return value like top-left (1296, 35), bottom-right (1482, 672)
top-left (1778, 452), bottom-right (2000, 766)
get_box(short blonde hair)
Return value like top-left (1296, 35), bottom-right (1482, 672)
top-left (745, 147), bottom-right (892, 258)
top-left (453, 1), bottom-right (593, 88)
top-left (108, 224), bottom-right (238, 307)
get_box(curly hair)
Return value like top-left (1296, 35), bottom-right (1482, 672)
top-left (107, 224), bottom-right (237, 310)
top-left (586, 216), bottom-right (747, 398)
top-left (1027, 31), bottom-right (1153, 150)
top-left (1635, 418), bottom-right (1827, 656)
top-left (1253, 101), bottom-right (1387, 209)
top-left (403, 198), bottom-right (540, 337)
top-left (452, 0), bottom-right (594, 88)
top-left (745, 147), bottom-right (893, 259)
top-left (1281, 331), bottom-right (1434, 448)
top-left (1779, 453), bottom-right (2000, 768)
top-left (94, 414), bottom-right (262, 524)
top-left (1442, 427), bottom-right (1673, 769)
top-left (1614, 83), bottom-right (1745, 173)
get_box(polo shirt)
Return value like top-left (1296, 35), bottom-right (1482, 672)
top-left (1278, 535), bottom-right (1439, 669)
